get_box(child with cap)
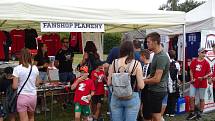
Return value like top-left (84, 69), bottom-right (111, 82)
top-left (186, 47), bottom-right (210, 120)
top-left (71, 66), bottom-right (95, 121)
top-left (90, 60), bottom-right (106, 121)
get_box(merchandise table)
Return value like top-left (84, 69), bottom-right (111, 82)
top-left (0, 61), bottom-right (19, 72)
top-left (37, 82), bottom-right (73, 121)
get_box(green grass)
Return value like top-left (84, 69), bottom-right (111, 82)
top-left (73, 54), bottom-right (108, 65)
top-left (34, 95), bottom-right (109, 121)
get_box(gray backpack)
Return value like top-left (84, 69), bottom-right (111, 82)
top-left (112, 59), bottom-right (138, 100)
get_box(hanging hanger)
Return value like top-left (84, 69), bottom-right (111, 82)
top-left (16, 25), bottom-right (21, 30)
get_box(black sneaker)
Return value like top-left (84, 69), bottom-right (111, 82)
top-left (196, 111), bottom-right (202, 120)
top-left (186, 112), bottom-right (197, 120)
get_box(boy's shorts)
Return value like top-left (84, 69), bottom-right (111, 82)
top-left (162, 94), bottom-right (168, 106)
top-left (92, 95), bottom-right (104, 104)
top-left (0, 103), bottom-right (6, 118)
top-left (74, 103), bottom-right (91, 116)
top-left (189, 84), bottom-right (206, 100)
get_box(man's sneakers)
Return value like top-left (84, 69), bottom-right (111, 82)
top-left (166, 113), bottom-right (175, 117)
top-left (186, 111), bottom-right (203, 120)
top-left (196, 111), bottom-right (203, 120)
top-left (186, 112), bottom-right (197, 120)
top-left (36, 108), bottom-right (41, 114)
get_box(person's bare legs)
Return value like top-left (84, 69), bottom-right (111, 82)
top-left (95, 103), bottom-right (102, 119)
top-left (161, 105), bottom-right (166, 116)
top-left (75, 112), bottom-right (81, 121)
top-left (0, 117), bottom-right (3, 121)
top-left (91, 103), bottom-right (96, 119)
top-left (152, 113), bottom-right (162, 121)
top-left (190, 97), bottom-right (195, 111)
top-left (19, 111), bottom-right (28, 121)
top-left (200, 99), bottom-right (205, 112)
top-left (8, 113), bottom-right (16, 121)
top-left (28, 111), bottom-right (35, 121)
top-left (139, 103), bottom-right (143, 118)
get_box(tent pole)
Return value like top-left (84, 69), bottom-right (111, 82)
top-left (0, 20), bottom-right (7, 27)
top-left (182, 24), bottom-right (186, 96)
top-left (101, 32), bottom-right (104, 60)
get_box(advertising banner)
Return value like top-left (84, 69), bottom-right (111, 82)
top-left (201, 30), bottom-right (215, 112)
top-left (201, 30), bottom-right (215, 64)
top-left (41, 22), bottom-right (104, 32)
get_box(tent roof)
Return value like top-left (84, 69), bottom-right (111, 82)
top-left (147, 0), bottom-right (215, 35)
top-left (0, 0), bottom-right (185, 33)
top-left (186, 0), bottom-right (214, 23)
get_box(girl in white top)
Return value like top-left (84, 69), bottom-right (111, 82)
top-left (12, 48), bottom-right (40, 121)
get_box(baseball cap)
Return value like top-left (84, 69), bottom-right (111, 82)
top-left (198, 48), bottom-right (207, 53)
top-left (79, 66), bottom-right (88, 73)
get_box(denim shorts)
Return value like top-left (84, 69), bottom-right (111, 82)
top-left (189, 84), bottom-right (206, 99)
top-left (162, 94), bottom-right (168, 106)
top-left (39, 72), bottom-right (48, 81)
top-left (111, 92), bottom-right (140, 121)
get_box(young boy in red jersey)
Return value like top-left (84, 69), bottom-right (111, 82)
top-left (90, 61), bottom-right (106, 121)
top-left (186, 48), bottom-right (211, 120)
top-left (71, 66), bottom-right (95, 121)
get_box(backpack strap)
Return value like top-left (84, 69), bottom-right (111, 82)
top-left (131, 60), bottom-right (138, 75)
top-left (113, 59), bottom-right (116, 73)
top-left (113, 59), bottom-right (120, 73)
top-left (131, 60), bottom-right (139, 91)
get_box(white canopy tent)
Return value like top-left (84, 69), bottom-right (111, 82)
top-left (0, 0), bottom-right (185, 33)
top-left (0, 0), bottom-right (187, 93)
top-left (146, 0), bottom-right (215, 35)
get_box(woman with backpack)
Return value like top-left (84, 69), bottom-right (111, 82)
top-left (107, 40), bottom-right (145, 121)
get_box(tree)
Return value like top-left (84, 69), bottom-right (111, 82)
top-left (159, 0), bottom-right (179, 11)
top-left (177, 0), bottom-right (205, 12)
top-left (159, 0), bottom-right (205, 12)
top-left (103, 33), bottom-right (122, 54)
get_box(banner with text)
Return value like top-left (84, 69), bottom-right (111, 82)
top-left (201, 30), bottom-right (215, 112)
top-left (201, 30), bottom-right (215, 64)
top-left (41, 22), bottom-right (104, 32)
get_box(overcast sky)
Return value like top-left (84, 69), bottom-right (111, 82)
top-left (149, 0), bottom-right (207, 10)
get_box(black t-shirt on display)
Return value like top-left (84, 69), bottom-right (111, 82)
top-left (55, 47), bottom-right (74, 73)
top-left (34, 54), bottom-right (50, 72)
top-left (25, 28), bottom-right (38, 49)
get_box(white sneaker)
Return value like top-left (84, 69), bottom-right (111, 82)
top-left (36, 108), bottom-right (41, 114)
top-left (42, 107), bottom-right (50, 112)
top-left (161, 116), bottom-right (165, 121)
